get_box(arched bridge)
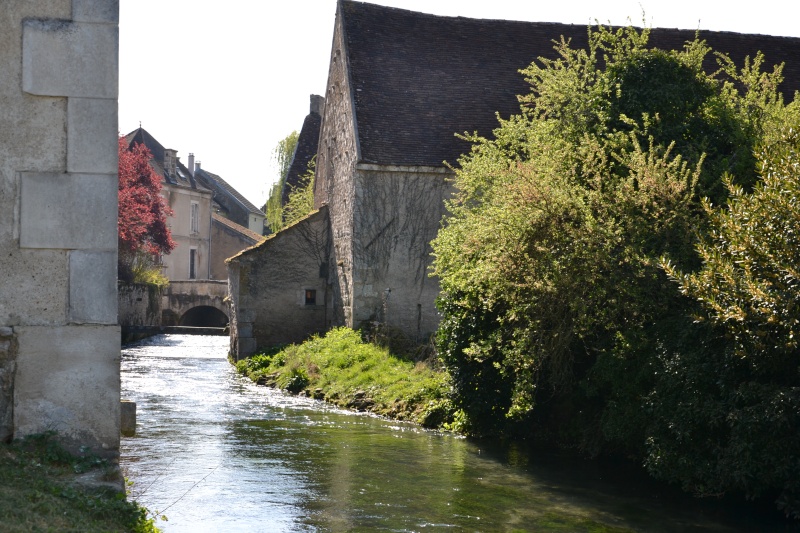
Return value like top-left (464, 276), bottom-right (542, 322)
top-left (162, 280), bottom-right (229, 328)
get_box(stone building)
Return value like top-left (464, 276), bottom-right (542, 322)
top-left (282, 95), bottom-right (324, 205)
top-left (0, 0), bottom-right (120, 454)
top-left (124, 128), bottom-right (213, 281)
top-left (123, 127), bottom-right (265, 282)
top-left (228, 0), bottom-right (800, 359)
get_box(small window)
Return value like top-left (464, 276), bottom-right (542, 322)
top-left (189, 249), bottom-right (197, 279)
top-left (190, 202), bottom-right (200, 234)
top-left (305, 289), bottom-right (317, 306)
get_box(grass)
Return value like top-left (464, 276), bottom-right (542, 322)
top-left (235, 327), bottom-right (455, 427)
top-left (0, 432), bottom-right (158, 532)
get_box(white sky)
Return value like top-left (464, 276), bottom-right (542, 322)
top-left (119, 0), bottom-right (800, 208)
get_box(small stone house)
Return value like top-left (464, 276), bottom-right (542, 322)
top-left (227, 0), bottom-right (800, 359)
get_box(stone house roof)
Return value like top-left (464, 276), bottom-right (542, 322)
top-left (123, 127), bottom-right (209, 192)
top-left (194, 168), bottom-right (264, 218)
top-left (211, 212), bottom-right (264, 244)
top-left (340, 0), bottom-right (800, 168)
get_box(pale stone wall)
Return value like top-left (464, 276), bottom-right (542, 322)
top-left (0, 0), bottom-right (120, 454)
top-left (228, 207), bottom-right (331, 359)
top-left (315, 10), bottom-right (359, 328)
top-left (351, 165), bottom-right (452, 341)
top-left (118, 283), bottom-right (162, 328)
top-left (162, 184), bottom-right (212, 280)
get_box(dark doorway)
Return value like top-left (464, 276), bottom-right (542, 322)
top-left (179, 306), bottom-right (228, 327)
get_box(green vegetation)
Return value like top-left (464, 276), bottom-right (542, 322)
top-left (235, 328), bottom-right (453, 427)
top-left (264, 131), bottom-right (299, 233)
top-left (430, 24), bottom-right (800, 515)
top-left (127, 251), bottom-right (169, 287)
top-left (281, 156), bottom-right (317, 228)
top-left (0, 433), bottom-right (158, 532)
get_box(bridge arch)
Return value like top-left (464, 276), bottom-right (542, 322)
top-left (162, 280), bottom-right (229, 329)
top-left (179, 305), bottom-right (228, 327)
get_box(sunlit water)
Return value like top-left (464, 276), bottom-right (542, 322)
top-left (121, 335), bottom-right (794, 532)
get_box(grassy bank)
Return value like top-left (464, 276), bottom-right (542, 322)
top-left (0, 433), bottom-right (158, 532)
top-left (235, 327), bottom-right (454, 428)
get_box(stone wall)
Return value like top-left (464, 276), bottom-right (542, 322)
top-left (315, 10), bottom-right (359, 329)
top-left (0, 0), bottom-right (120, 454)
top-left (118, 283), bottom-right (162, 328)
top-left (351, 165), bottom-right (452, 341)
top-left (210, 217), bottom-right (260, 280)
top-left (228, 207), bottom-right (331, 359)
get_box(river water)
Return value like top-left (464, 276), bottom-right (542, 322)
top-left (121, 334), bottom-right (794, 532)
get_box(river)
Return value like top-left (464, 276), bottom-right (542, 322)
top-left (120, 334), bottom-right (795, 532)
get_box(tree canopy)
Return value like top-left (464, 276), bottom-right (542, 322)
top-left (118, 136), bottom-right (175, 282)
top-left (431, 24), bottom-right (800, 515)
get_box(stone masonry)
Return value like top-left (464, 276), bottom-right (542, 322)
top-left (0, 0), bottom-right (120, 454)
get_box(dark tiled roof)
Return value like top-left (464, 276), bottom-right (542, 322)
top-left (212, 212), bottom-right (265, 243)
top-left (123, 127), bottom-right (209, 191)
top-left (283, 111), bottom-right (322, 205)
top-left (194, 168), bottom-right (264, 217)
top-left (340, 1), bottom-right (800, 167)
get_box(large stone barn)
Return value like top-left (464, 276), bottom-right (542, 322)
top-left (228, 0), bottom-right (800, 359)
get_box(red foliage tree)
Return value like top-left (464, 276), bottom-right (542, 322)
top-left (118, 136), bottom-right (175, 278)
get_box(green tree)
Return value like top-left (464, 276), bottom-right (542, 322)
top-left (264, 130), bottom-right (299, 233)
top-left (282, 156), bottom-right (316, 227)
top-left (431, 23), bottom-right (797, 512)
top-left (655, 127), bottom-right (800, 513)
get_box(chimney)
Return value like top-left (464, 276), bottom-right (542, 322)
top-left (188, 153), bottom-right (195, 176)
top-left (310, 94), bottom-right (325, 116)
top-left (195, 161), bottom-right (201, 171)
top-left (164, 148), bottom-right (178, 177)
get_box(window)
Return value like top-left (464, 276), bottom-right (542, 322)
top-left (189, 249), bottom-right (197, 279)
top-left (190, 202), bottom-right (200, 234)
top-left (305, 289), bottom-right (316, 306)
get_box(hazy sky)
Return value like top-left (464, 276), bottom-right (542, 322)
top-left (119, 0), bottom-right (800, 208)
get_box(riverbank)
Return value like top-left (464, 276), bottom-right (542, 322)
top-left (234, 327), bottom-right (455, 428)
top-left (0, 433), bottom-right (158, 532)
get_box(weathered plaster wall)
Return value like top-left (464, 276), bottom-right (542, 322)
top-left (162, 185), bottom-right (212, 280)
top-left (0, 0), bottom-right (120, 454)
top-left (351, 165), bottom-right (452, 341)
top-left (228, 207), bottom-right (331, 359)
top-left (315, 9), bottom-right (359, 329)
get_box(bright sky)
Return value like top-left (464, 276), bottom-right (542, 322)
top-left (119, 0), bottom-right (800, 208)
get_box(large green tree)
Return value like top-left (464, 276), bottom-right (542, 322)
top-left (432, 24), bottom-right (799, 513)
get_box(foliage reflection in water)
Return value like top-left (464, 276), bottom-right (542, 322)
top-left (121, 335), bottom-right (792, 532)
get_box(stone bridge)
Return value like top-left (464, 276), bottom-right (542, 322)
top-left (162, 280), bottom-right (230, 327)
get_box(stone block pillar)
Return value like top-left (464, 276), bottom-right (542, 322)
top-left (0, 0), bottom-right (120, 455)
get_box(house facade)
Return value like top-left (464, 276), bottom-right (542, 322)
top-left (125, 128), bottom-right (213, 281)
top-left (227, 0), bottom-right (800, 359)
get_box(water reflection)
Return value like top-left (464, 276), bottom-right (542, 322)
top-left (121, 335), bottom-right (794, 532)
